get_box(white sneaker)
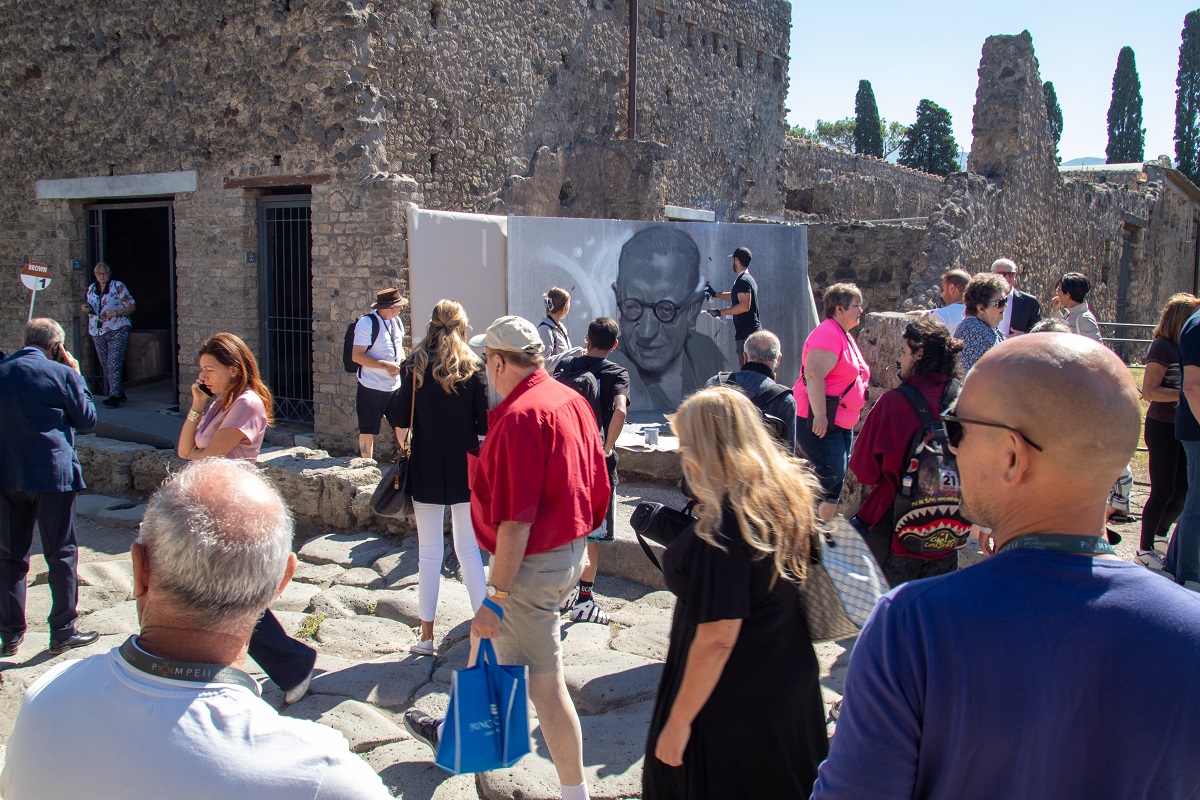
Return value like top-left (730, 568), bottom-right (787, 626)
top-left (568, 599), bottom-right (611, 625)
top-left (559, 585), bottom-right (580, 614)
top-left (1137, 549), bottom-right (1166, 571)
top-left (284, 670), bottom-right (313, 705)
top-left (410, 638), bottom-right (435, 657)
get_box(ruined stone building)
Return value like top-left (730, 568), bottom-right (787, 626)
top-left (3, 5), bottom-right (1198, 453)
top-left (0, 0), bottom-right (791, 449)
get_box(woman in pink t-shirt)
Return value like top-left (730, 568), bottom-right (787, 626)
top-left (794, 283), bottom-right (870, 521)
top-left (176, 333), bottom-right (316, 706)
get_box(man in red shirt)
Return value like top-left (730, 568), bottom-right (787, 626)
top-left (404, 316), bottom-right (608, 800)
top-left (850, 315), bottom-right (964, 587)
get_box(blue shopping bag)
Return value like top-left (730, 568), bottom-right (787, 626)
top-left (435, 607), bottom-right (531, 774)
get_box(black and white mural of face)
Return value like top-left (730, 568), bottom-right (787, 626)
top-left (506, 217), bottom-right (815, 412)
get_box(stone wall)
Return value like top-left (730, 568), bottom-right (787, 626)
top-left (781, 138), bottom-right (944, 221)
top-left (368, 0), bottom-right (792, 220)
top-left (901, 32), bottom-right (1155, 325)
top-left (806, 222), bottom-right (928, 314)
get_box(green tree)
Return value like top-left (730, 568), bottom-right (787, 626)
top-left (1107, 46), bottom-right (1145, 164)
top-left (898, 99), bottom-right (960, 175)
top-left (854, 80), bottom-right (883, 157)
top-left (1175, 10), bottom-right (1200, 183)
top-left (883, 121), bottom-right (910, 159)
top-left (789, 117), bottom-right (857, 152)
top-left (1043, 81), bottom-right (1064, 163)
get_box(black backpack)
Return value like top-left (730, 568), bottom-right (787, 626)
top-left (891, 380), bottom-right (971, 556)
top-left (714, 372), bottom-right (790, 444)
top-left (554, 357), bottom-right (603, 431)
top-left (342, 314), bottom-right (381, 374)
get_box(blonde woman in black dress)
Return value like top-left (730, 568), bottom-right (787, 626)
top-left (643, 386), bottom-right (828, 799)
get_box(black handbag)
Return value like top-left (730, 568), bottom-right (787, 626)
top-left (370, 389), bottom-right (416, 519)
top-left (630, 500), bottom-right (696, 572)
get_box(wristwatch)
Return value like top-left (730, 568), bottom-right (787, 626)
top-left (486, 584), bottom-right (510, 599)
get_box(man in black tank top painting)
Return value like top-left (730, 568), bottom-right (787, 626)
top-left (706, 246), bottom-right (761, 355)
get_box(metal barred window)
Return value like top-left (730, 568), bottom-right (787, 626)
top-left (259, 197), bottom-right (314, 425)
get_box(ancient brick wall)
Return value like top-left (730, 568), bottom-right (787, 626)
top-left (806, 222), bottom-right (928, 315)
top-left (902, 32), bottom-right (1153, 327)
top-left (780, 138), bottom-right (944, 221)
top-left (367, 0), bottom-right (791, 219)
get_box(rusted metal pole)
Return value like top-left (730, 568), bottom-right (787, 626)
top-left (627, 0), bottom-right (637, 140)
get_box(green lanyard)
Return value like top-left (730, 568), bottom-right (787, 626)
top-left (998, 534), bottom-right (1117, 557)
top-left (119, 636), bottom-right (260, 692)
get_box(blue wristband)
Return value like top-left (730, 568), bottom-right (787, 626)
top-left (482, 597), bottom-right (504, 620)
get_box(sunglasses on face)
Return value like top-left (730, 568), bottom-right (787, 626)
top-left (988, 297), bottom-right (1008, 309)
top-left (941, 411), bottom-right (1044, 452)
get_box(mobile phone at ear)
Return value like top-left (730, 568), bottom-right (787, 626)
top-left (199, 382), bottom-right (214, 397)
top-left (52, 343), bottom-right (62, 359)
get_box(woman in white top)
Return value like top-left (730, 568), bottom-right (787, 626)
top-left (537, 287), bottom-right (572, 358)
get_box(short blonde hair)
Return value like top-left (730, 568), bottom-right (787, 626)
top-left (822, 283), bottom-right (862, 320)
top-left (672, 386), bottom-right (819, 582)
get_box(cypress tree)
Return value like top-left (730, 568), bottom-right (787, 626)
top-left (1043, 81), bottom-right (1064, 162)
top-left (853, 80), bottom-right (884, 158)
top-left (1175, 11), bottom-right (1200, 183)
top-left (1107, 46), bottom-right (1145, 164)
top-left (898, 99), bottom-right (959, 176)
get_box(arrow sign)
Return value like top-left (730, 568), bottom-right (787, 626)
top-left (20, 262), bottom-right (52, 292)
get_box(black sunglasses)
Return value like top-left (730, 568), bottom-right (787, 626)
top-left (941, 412), bottom-right (1044, 452)
top-left (987, 297), bottom-right (1009, 309)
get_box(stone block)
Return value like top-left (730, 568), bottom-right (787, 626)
top-left (366, 740), bottom-right (479, 799)
top-left (75, 494), bottom-right (131, 518)
top-left (306, 585), bottom-right (379, 619)
top-left (298, 532), bottom-right (402, 569)
top-left (333, 567), bottom-right (386, 589)
top-left (272, 581), bottom-right (322, 613)
top-left (371, 545), bottom-right (420, 589)
top-left (130, 450), bottom-right (183, 494)
top-left (94, 503), bottom-right (146, 529)
top-left (314, 615), bottom-right (414, 660)
top-left (562, 649), bottom-right (662, 715)
top-left (76, 437), bottom-right (156, 495)
top-left (610, 621), bottom-right (669, 662)
top-left (78, 599), bottom-right (140, 637)
top-left (430, 637), bottom-right (473, 684)
top-left (77, 559), bottom-right (134, 596)
top-left (372, 581), bottom-right (475, 638)
top-left (78, 583), bottom-right (132, 616)
top-left (292, 561), bottom-right (346, 588)
top-left (308, 653), bottom-right (436, 709)
top-left (607, 590), bottom-right (675, 628)
top-left (479, 701), bottom-right (655, 800)
top-left (282, 694), bottom-right (406, 753)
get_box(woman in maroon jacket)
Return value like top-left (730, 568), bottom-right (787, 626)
top-left (849, 315), bottom-right (964, 587)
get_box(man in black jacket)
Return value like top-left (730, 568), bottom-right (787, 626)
top-left (705, 330), bottom-right (795, 454)
top-left (991, 258), bottom-right (1041, 336)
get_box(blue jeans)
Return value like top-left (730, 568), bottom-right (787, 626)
top-left (795, 422), bottom-right (853, 504)
top-left (1167, 439), bottom-right (1200, 584)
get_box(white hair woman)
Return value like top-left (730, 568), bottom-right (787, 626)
top-left (643, 386), bottom-right (828, 799)
top-left (396, 300), bottom-right (489, 656)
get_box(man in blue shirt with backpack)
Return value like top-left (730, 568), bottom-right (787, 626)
top-left (348, 288), bottom-right (406, 460)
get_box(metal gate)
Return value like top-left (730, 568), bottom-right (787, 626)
top-left (258, 197), bottom-right (313, 424)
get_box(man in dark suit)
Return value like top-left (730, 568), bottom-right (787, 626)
top-left (991, 258), bottom-right (1041, 336)
top-left (0, 318), bottom-right (99, 657)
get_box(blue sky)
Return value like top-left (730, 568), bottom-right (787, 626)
top-left (787, 2), bottom-right (1198, 163)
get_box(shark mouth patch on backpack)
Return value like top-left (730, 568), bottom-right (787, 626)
top-left (895, 505), bottom-right (972, 554)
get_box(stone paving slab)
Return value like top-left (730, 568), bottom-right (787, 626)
top-left (372, 546), bottom-right (421, 589)
top-left (282, 694), bottom-right (407, 754)
top-left (609, 621), bottom-right (669, 662)
top-left (308, 585), bottom-right (383, 619)
top-left (367, 739), bottom-right (481, 799)
top-left (315, 616), bottom-right (416, 660)
top-left (78, 583), bottom-right (132, 616)
top-left (334, 566), bottom-right (387, 589)
top-left (299, 532), bottom-right (404, 569)
top-left (78, 599), bottom-right (140, 637)
top-left (293, 561), bottom-right (348, 588)
top-left (74, 494), bottom-right (133, 517)
top-left (309, 653), bottom-right (437, 710)
top-left (77, 560), bottom-right (134, 595)
top-left (562, 649), bottom-right (662, 716)
top-left (93, 503), bottom-right (146, 529)
top-left (273, 580), bottom-right (322, 613)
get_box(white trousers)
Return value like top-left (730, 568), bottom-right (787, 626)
top-left (412, 500), bottom-right (487, 623)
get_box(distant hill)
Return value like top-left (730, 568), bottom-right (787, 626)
top-left (1061, 157), bottom-right (1107, 166)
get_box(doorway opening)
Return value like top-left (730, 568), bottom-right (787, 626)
top-left (85, 201), bottom-right (178, 403)
top-left (259, 194), bottom-right (314, 425)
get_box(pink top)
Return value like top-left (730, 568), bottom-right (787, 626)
top-left (795, 318), bottom-right (871, 430)
top-left (195, 389), bottom-right (268, 461)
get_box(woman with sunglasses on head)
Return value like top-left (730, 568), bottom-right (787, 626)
top-left (176, 333), bottom-right (317, 705)
top-left (954, 272), bottom-right (1010, 374)
top-left (794, 283), bottom-right (870, 522)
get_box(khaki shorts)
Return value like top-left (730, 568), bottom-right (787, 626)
top-left (491, 539), bottom-right (585, 674)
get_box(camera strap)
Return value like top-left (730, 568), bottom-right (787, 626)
top-left (118, 636), bottom-right (260, 692)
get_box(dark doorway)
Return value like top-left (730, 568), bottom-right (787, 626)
top-left (85, 201), bottom-right (177, 399)
top-left (259, 196), bottom-right (314, 425)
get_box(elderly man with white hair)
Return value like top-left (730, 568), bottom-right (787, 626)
top-left (0, 460), bottom-right (391, 800)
